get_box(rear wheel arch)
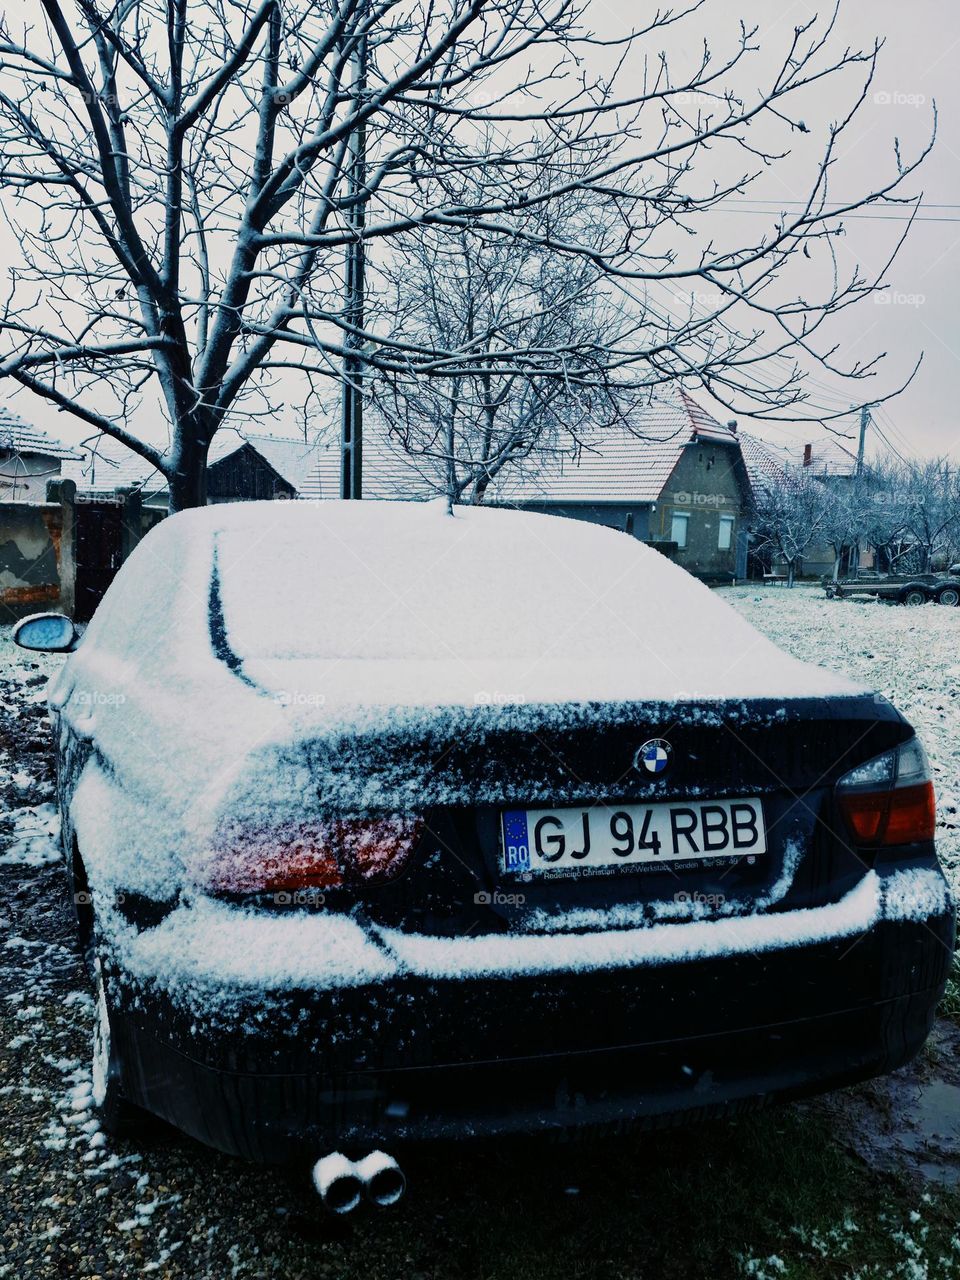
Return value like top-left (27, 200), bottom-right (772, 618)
top-left (72, 840), bottom-right (145, 1136)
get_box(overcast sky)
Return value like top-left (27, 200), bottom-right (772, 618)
top-left (588, 0), bottom-right (960, 463)
top-left (2, 0), bottom-right (958, 467)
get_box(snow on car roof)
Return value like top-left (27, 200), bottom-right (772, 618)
top-left (89, 498), bottom-right (861, 707)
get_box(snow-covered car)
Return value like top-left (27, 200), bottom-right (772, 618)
top-left (13, 502), bottom-right (955, 1203)
top-left (824, 570), bottom-right (960, 606)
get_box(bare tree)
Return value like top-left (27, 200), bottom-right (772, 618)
top-left (819, 474), bottom-right (874, 579)
top-left (750, 470), bottom-right (830, 586)
top-left (0, 0), bottom-right (933, 508)
top-left (368, 189), bottom-right (646, 503)
top-left (850, 461), bottom-right (909, 572)
top-left (886, 459), bottom-right (960, 572)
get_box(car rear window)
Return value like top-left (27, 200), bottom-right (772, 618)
top-left (214, 503), bottom-right (705, 663)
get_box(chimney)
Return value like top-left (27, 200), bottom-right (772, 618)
top-left (726, 420), bottom-right (737, 434)
top-left (803, 443), bottom-right (812, 467)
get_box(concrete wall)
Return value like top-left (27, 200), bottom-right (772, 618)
top-left (0, 480), bottom-right (75, 622)
top-left (649, 442), bottom-right (745, 581)
top-left (0, 450), bottom-right (63, 503)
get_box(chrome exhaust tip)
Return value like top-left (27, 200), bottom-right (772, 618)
top-left (356, 1150), bottom-right (406, 1207)
top-left (311, 1152), bottom-right (364, 1215)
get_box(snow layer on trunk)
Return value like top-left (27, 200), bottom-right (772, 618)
top-left (100, 866), bottom-right (950, 1009)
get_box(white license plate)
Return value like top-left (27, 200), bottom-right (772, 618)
top-left (501, 799), bottom-right (766, 877)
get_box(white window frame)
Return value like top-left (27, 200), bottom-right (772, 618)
top-left (671, 512), bottom-right (689, 548)
top-left (718, 514), bottom-right (735, 551)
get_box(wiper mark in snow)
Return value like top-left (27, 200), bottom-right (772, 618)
top-left (208, 542), bottom-right (260, 692)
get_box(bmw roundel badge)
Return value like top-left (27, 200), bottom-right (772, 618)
top-left (635, 738), bottom-right (673, 777)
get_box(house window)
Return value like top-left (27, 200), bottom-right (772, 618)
top-left (718, 514), bottom-right (735, 551)
top-left (671, 512), bottom-right (689, 548)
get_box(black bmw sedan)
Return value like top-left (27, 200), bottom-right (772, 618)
top-left (14, 501), bottom-right (955, 1204)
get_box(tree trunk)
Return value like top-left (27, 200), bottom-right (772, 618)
top-left (167, 434), bottom-right (210, 511)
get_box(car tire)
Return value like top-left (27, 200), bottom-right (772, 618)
top-left (899, 586), bottom-right (928, 607)
top-left (936, 585), bottom-right (960, 607)
top-left (90, 948), bottom-right (140, 1138)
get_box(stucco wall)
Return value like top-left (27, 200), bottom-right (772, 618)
top-left (650, 441), bottom-right (745, 581)
top-left (0, 497), bottom-right (73, 621)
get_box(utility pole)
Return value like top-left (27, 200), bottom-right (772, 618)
top-left (850, 403), bottom-right (872, 574)
top-left (340, 19), bottom-right (367, 499)
top-left (855, 403), bottom-right (871, 477)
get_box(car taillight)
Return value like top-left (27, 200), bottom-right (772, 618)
top-left (836, 737), bottom-right (936, 847)
top-left (204, 814), bottom-right (424, 894)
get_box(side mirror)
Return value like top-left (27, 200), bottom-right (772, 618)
top-left (12, 612), bottom-right (78, 653)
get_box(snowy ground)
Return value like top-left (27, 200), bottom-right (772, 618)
top-left (1, 596), bottom-right (960, 1279)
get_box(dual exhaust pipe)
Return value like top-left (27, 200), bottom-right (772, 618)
top-left (311, 1150), bottom-right (405, 1214)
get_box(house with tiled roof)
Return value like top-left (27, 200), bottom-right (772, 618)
top-left (0, 409), bottom-right (81, 502)
top-left (57, 392), bottom-right (801, 588)
top-left (486, 387), bottom-right (753, 581)
top-left (64, 424), bottom-right (446, 506)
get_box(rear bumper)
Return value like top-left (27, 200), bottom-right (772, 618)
top-left (109, 882), bottom-right (955, 1162)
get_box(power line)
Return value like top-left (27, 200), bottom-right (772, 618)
top-left (874, 406), bottom-right (918, 460)
top-left (710, 208), bottom-right (960, 224)
top-left (871, 420), bottom-right (909, 465)
top-left (722, 199), bottom-right (960, 210)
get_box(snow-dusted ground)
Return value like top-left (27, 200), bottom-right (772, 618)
top-left (1, 591), bottom-right (959, 1278)
top-left (722, 585), bottom-right (960, 904)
